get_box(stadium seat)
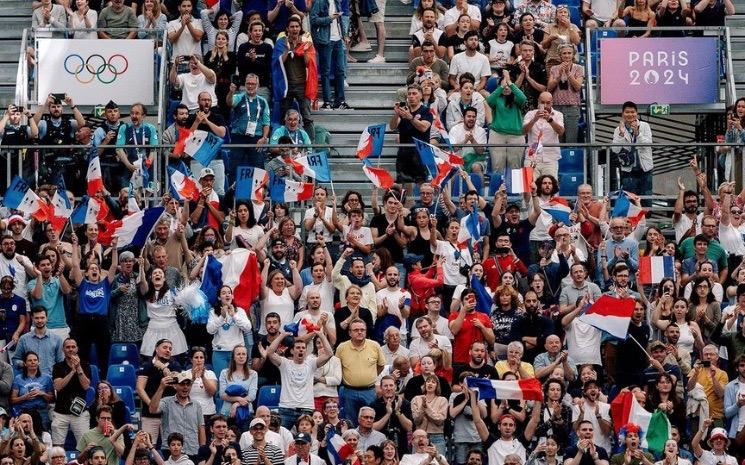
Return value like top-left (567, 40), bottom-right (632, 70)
top-left (106, 364), bottom-right (137, 391)
top-left (256, 385), bottom-right (281, 410)
top-left (488, 174), bottom-right (504, 197)
top-left (66, 451), bottom-right (78, 463)
top-left (90, 364), bottom-right (100, 388)
top-left (85, 386), bottom-right (95, 407)
top-left (559, 172), bottom-right (585, 196)
top-left (559, 148), bottom-right (585, 173)
top-left (114, 385), bottom-right (136, 413)
top-left (108, 343), bottom-right (140, 368)
top-left (568, 6), bottom-right (582, 27)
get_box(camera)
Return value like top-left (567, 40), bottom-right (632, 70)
top-left (459, 264), bottom-right (471, 278)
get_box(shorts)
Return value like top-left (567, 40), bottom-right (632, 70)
top-left (370, 0), bottom-right (386, 22)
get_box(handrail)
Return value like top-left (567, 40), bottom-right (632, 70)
top-left (724, 26), bottom-right (737, 107)
top-left (584, 29), bottom-right (598, 194)
top-left (155, 28), bottom-right (169, 195)
top-left (12, 28), bottom-right (28, 190)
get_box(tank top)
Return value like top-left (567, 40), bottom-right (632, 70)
top-left (407, 228), bottom-right (434, 267)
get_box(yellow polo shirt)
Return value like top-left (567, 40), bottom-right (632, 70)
top-left (335, 339), bottom-right (386, 387)
top-left (694, 367), bottom-right (729, 419)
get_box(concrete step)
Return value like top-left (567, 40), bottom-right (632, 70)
top-left (349, 39), bottom-right (412, 63)
top-left (726, 16), bottom-right (745, 28)
top-left (345, 63), bottom-right (409, 85)
top-left (0, 4), bottom-right (32, 17)
top-left (312, 110), bottom-right (393, 132)
top-left (361, 19), bottom-right (413, 41)
top-left (317, 86), bottom-right (399, 108)
top-left (0, 87), bottom-right (15, 107)
top-left (0, 48), bottom-right (21, 63)
top-left (0, 63), bottom-right (16, 86)
top-left (328, 158), bottom-right (397, 178)
top-left (0, 19), bottom-right (26, 40)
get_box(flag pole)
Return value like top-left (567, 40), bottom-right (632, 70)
top-left (627, 334), bottom-right (650, 356)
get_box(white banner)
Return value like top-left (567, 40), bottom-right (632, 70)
top-left (36, 39), bottom-right (155, 106)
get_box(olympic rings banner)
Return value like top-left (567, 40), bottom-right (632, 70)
top-left (599, 37), bottom-right (719, 105)
top-left (36, 39), bottom-right (155, 106)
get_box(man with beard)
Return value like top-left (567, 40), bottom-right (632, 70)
top-left (560, 263), bottom-right (602, 367)
top-left (252, 313), bottom-right (287, 387)
top-left (483, 233), bottom-right (528, 291)
top-left (453, 341), bottom-right (498, 380)
top-left (664, 324), bottom-right (692, 376)
top-left (674, 176), bottom-right (703, 243)
top-left (186, 92), bottom-right (227, 192)
top-left (533, 335), bottom-right (574, 381)
top-left (162, 104), bottom-right (190, 167)
top-left (262, 329), bottom-right (333, 428)
top-left (144, 219), bottom-right (189, 273)
top-left (406, 41), bottom-right (449, 89)
top-left (449, 288), bottom-right (495, 365)
top-left (28, 254), bottom-right (71, 340)
top-left (115, 103), bottom-right (159, 191)
top-left (563, 421), bottom-right (610, 465)
top-left (491, 190), bottom-right (541, 266)
top-left (448, 107), bottom-right (487, 172)
top-left (13, 306), bottom-right (64, 376)
top-left (257, 238), bottom-right (293, 284)
top-left (293, 289), bottom-right (336, 346)
top-left (410, 9), bottom-right (446, 59)
top-left (571, 380), bottom-right (612, 453)
top-left (528, 174), bottom-right (562, 263)
top-left (227, 73), bottom-right (271, 173)
top-left (375, 267), bottom-right (411, 344)
top-left (0, 236), bottom-right (34, 301)
top-left (189, 168), bottom-right (226, 231)
top-left (51, 338), bottom-right (91, 447)
top-left (33, 94), bottom-right (86, 183)
top-left (410, 293), bottom-right (452, 340)
top-left (390, 85), bottom-right (433, 185)
top-left (93, 101), bottom-right (122, 183)
top-left (372, 376), bottom-right (414, 454)
top-left (510, 290), bottom-right (554, 363)
top-left (332, 248), bottom-right (378, 312)
top-left (409, 317), bottom-right (451, 368)
top-left (448, 31), bottom-right (490, 93)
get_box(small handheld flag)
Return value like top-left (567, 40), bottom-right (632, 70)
top-left (611, 191), bottom-right (647, 227)
top-left (466, 377), bottom-right (543, 401)
top-left (291, 152), bottom-right (332, 182)
top-left (577, 295), bottom-right (635, 339)
top-left (268, 172), bottom-right (314, 203)
top-left (361, 160), bottom-right (394, 189)
top-left (356, 124), bottom-right (386, 159)
top-left (638, 256), bottom-right (674, 284)
top-left (505, 167), bottom-right (534, 194)
top-left (175, 130), bottom-right (224, 167)
top-left (235, 166), bottom-right (269, 201)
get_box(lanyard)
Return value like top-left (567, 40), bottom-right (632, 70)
top-left (245, 95), bottom-right (261, 122)
top-left (288, 130), bottom-right (300, 145)
top-left (131, 125), bottom-right (143, 146)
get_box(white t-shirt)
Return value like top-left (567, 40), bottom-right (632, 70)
top-left (683, 281), bottom-right (724, 303)
top-left (443, 4), bottom-right (481, 26)
top-left (342, 224), bottom-right (374, 249)
top-left (570, 401), bottom-right (612, 452)
top-left (565, 318), bottom-right (602, 366)
top-left (583, 0), bottom-right (616, 21)
top-left (674, 212), bottom-right (703, 243)
top-left (401, 452), bottom-right (447, 465)
top-left (432, 240), bottom-right (471, 286)
top-left (408, 335), bottom-right (452, 359)
top-left (185, 368), bottom-right (218, 415)
top-left (176, 72), bottom-right (217, 111)
top-left (697, 450), bottom-right (737, 465)
top-left (382, 344), bottom-right (411, 365)
top-left (278, 356), bottom-right (317, 409)
top-left (448, 124), bottom-right (487, 153)
top-left (293, 310), bottom-right (336, 341)
top-left (449, 52), bottom-right (492, 82)
top-left (285, 454), bottom-right (326, 465)
top-left (410, 315), bottom-right (454, 339)
top-left (260, 288), bottom-right (295, 334)
top-left (304, 206), bottom-right (334, 243)
top-left (299, 279), bottom-right (335, 314)
top-left (487, 39), bottom-right (514, 69)
top-left (487, 439), bottom-right (526, 465)
top-left (376, 288), bottom-right (411, 334)
top-left (719, 223), bottom-right (745, 256)
top-left (167, 17), bottom-right (204, 61)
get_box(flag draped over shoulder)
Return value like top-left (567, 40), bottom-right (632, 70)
top-left (271, 33), bottom-right (318, 127)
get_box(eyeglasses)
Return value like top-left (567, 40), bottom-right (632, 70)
top-left (733, 210), bottom-right (742, 214)
top-left (360, 415), bottom-right (375, 419)
top-left (697, 284), bottom-right (710, 289)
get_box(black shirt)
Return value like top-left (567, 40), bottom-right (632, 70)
top-left (508, 60), bottom-right (547, 109)
top-left (692, 0), bottom-right (726, 25)
top-left (453, 362), bottom-right (499, 381)
top-left (369, 214), bottom-right (405, 263)
top-left (236, 41), bottom-right (274, 86)
top-left (138, 359), bottom-right (183, 418)
top-left (334, 307), bottom-right (374, 346)
top-left (251, 335), bottom-right (286, 385)
top-left (403, 374), bottom-right (451, 401)
top-left (186, 111), bottom-right (227, 135)
top-left (53, 360), bottom-right (92, 414)
top-left (372, 397), bottom-right (413, 453)
top-left (396, 104), bottom-right (433, 144)
top-left (493, 217), bottom-right (534, 265)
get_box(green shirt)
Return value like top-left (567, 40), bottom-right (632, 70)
top-left (609, 451), bottom-right (654, 465)
top-left (485, 83), bottom-right (527, 136)
top-left (77, 428), bottom-right (124, 465)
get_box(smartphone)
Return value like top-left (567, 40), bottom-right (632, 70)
top-left (15, 106), bottom-right (24, 113)
top-left (182, 55), bottom-right (193, 61)
top-left (702, 360), bottom-right (711, 368)
top-left (399, 101), bottom-right (407, 108)
top-left (495, 247), bottom-right (509, 255)
top-left (51, 93), bottom-right (66, 102)
top-left (231, 75), bottom-right (242, 86)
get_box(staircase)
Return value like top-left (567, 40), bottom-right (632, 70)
top-left (315, 0), bottom-right (411, 197)
top-left (0, 1), bottom-right (29, 107)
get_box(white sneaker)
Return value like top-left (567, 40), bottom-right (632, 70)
top-left (368, 54), bottom-right (386, 63)
top-left (344, 80), bottom-right (349, 88)
top-left (400, 0), bottom-right (411, 4)
top-left (350, 42), bottom-right (372, 52)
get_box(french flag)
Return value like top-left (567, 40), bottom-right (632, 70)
top-left (86, 153), bottom-right (104, 196)
top-left (525, 131), bottom-right (543, 160)
top-left (356, 124), bottom-right (386, 160)
top-left (415, 139), bottom-right (463, 178)
top-left (544, 198), bottom-right (572, 225)
top-left (457, 210), bottom-right (482, 254)
top-left (431, 160), bottom-right (459, 189)
top-left (326, 430), bottom-right (360, 465)
top-left (291, 152), bottom-right (331, 182)
top-left (430, 108), bottom-right (450, 142)
top-left (361, 160), bottom-right (394, 189)
top-left (49, 187), bottom-right (72, 233)
top-left (505, 167), bottom-right (534, 194)
top-left (577, 295), bottom-right (635, 339)
top-left (284, 319), bottom-right (321, 337)
top-left (174, 130), bottom-right (224, 167)
top-left (235, 166), bottom-right (268, 202)
top-left (70, 196), bottom-right (102, 225)
top-left (199, 249), bottom-right (262, 309)
top-left (638, 256), bottom-right (674, 284)
top-left (4, 176), bottom-right (43, 217)
top-left (466, 376), bottom-right (543, 401)
top-left (168, 164), bottom-right (201, 201)
top-left (269, 173), bottom-right (314, 203)
top-left (106, 207), bottom-right (165, 249)
top-left (612, 191), bottom-right (646, 227)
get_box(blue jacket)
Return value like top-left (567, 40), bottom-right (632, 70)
top-left (309, 0), bottom-right (344, 45)
top-left (724, 376), bottom-right (743, 437)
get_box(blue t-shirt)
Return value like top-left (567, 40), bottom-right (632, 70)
top-left (78, 279), bottom-right (112, 317)
top-left (12, 373), bottom-right (53, 412)
top-left (0, 295), bottom-right (27, 340)
top-left (27, 278), bottom-right (66, 329)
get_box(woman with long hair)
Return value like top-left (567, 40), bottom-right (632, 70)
top-left (136, 339), bottom-right (182, 445)
top-left (654, 439), bottom-right (692, 465)
top-left (137, 0), bottom-right (166, 38)
top-left (524, 379), bottom-right (571, 449)
top-left (411, 374), bottom-right (448, 455)
top-left (201, 8), bottom-right (243, 52)
top-left (649, 278), bottom-right (678, 340)
top-left (259, 267), bottom-right (303, 333)
top-left (486, 73), bottom-right (527, 175)
top-left (193, 226), bottom-right (225, 255)
top-left (66, 0), bottom-right (98, 39)
top-left (110, 251), bottom-right (145, 344)
top-left (687, 276), bottom-right (721, 342)
top-left (381, 440), bottom-right (399, 465)
top-left (312, 335), bottom-right (341, 412)
top-left (620, 0), bottom-right (656, 37)
top-left (332, 190), bottom-right (367, 231)
top-left (138, 265), bottom-right (188, 358)
top-left (218, 345), bottom-right (257, 420)
top-left (207, 286), bottom-right (252, 377)
top-left (186, 347), bottom-right (218, 422)
top-left (401, 208), bottom-right (440, 268)
top-left (656, 297), bottom-right (703, 359)
top-left (2, 437), bottom-right (41, 465)
top-left (88, 380), bottom-right (127, 428)
top-left (642, 226), bottom-right (666, 257)
top-left (647, 373), bottom-right (686, 437)
top-left (529, 272), bottom-right (555, 307)
top-left (490, 285), bottom-right (522, 358)
top-left (10, 352), bottom-right (54, 429)
top-left (204, 30), bottom-right (237, 120)
top-left (225, 201), bottom-right (264, 249)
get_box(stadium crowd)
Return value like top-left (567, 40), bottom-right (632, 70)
top-left (1, 1), bottom-right (745, 465)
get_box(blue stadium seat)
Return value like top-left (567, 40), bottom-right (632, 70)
top-left (488, 174), bottom-right (504, 197)
top-left (591, 29), bottom-right (618, 53)
top-left (564, 0), bottom-right (582, 8)
top-left (106, 364), bottom-right (137, 391)
top-left (85, 386), bottom-right (96, 407)
top-left (108, 344), bottom-right (140, 368)
top-left (559, 148), bottom-right (585, 173)
top-left (568, 6), bottom-right (582, 27)
top-left (66, 451), bottom-right (78, 463)
top-left (559, 171), bottom-right (585, 196)
top-left (257, 385), bottom-right (281, 410)
top-left (90, 365), bottom-right (100, 388)
top-left (114, 386), bottom-right (136, 413)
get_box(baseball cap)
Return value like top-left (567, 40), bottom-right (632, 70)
top-left (505, 202), bottom-right (521, 211)
top-left (403, 254), bottom-right (424, 271)
top-left (649, 340), bottom-right (666, 351)
top-left (7, 215), bottom-right (26, 226)
top-left (175, 371), bottom-right (193, 384)
top-left (249, 418), bottom-right (266, 429)
top-left (294, 432), bottom-right (311, 444)
top-left (199, 167), bottom-right (216, 180)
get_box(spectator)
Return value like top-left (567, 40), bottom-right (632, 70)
top-left (207, 286), bottom-right (253, 378)
top-left (12, 306), bottom-right (64, 377)
top-left (687, 345), bottom-right (728, 425)
top-left (77, 407), bottom-right (127, 465)
top-left (410, 9), bottom-right (447, 60)
top-left (204, 31), bottom-right (237, 120)
top-left (692, 0), bottom-right (734, 26)
top-left (310, 0), bottom-right (351, 110)
top-left (390, 85), bottom-right (433, 185)
top-left (411, 374), bottom-right (448, 455)
top-left (33, 0), bottom-right (68, 32)
top-left (66, 0), bottom-right (97, 39)
top-left (149, 371), bottom-right (206, 458)
top-left (522, 92), bottom-right (564, 179)
top-left (611, 102), bottom-right (653, 196)
top-left (184, 349), bottom-right (218, 422)
top-left (217, 345), bottom-right (258, 423)
top-left (546, 44), bottom-right (583, 143)
top-left (200, 8), bottom-right (243, 53)
top-left (170, 56), bottom-right (218, 113)
top-left (168, 0), bottom-right (204, 62)
top-left (448, 31), bottom-right (490, 94)
top-left (583, 0), bottom-right (627, 28)
top-left (137, 0), bottom-right (168, 38)
top-left (236, 21), bottom-right (274, 100)
top-left (226, 74), bottom-right (271, 170)
top-left (115, 103), bottom-right (158, 191)
top-left (51, 338), bottom-right (91, 447)
top-left (407, 42), bottom-right (449, 88)
top-left (10, 351), bottom-right (55, 429)
top-left (446, 76), bottom-right (489, 131)
top-left (443, 0), bottom-right (482, 34)
top-left (277, 17), bottom-right (316, 137)
top-left (619, 0), bottom-right (656, 37)
top-left (508, 40), bottom-right (547, 110)
top-left (240, 417), bottom-right (285, 465)
top-left (97, 0), bottom-right (138, 38)
top-left (486, 77), bottom-right (527, 175)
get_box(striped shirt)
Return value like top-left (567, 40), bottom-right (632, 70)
top-left (241, 443), bottom-right (285, 465)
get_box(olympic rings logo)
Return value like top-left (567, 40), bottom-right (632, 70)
top-left (63, 54), bottom-right (129, 84)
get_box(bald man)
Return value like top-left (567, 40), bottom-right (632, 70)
top-left (522, 91), bottom-right (564, 178)
top-left (533, 334), bottom-right (576, 381)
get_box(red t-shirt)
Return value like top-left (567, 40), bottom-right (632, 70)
top-left (448, 311), bottom-right (494, 364)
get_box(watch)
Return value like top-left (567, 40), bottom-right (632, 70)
top-left (547, 117), bottom-right (554, 123)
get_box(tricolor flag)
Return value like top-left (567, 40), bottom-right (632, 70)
top-left (430, 108), bottom-right (450, 142)
top-left (577, 295), bottom-right (635, 339)
top-left (544, 198), bottom-right (573, 225)
top-left (235, 166), bottom-right (269, 201)
top-left (49, 186), bottom-right (72, 233)
top-left (284, 319), bottom-right (321, 337)
top-left (269, 172), bottom-right (314, 203)
top-left (199, 248), bottom-right (262, 309)
top-left (361, 160), bottom-right (394, 189)
top-left (70, 196), bottom-right (102, 225)
top-left (86, 154), bottom-right (104, 196)
top-left (638, 256), bottom-right (674, 285)
top-left (431, 160), bottom-right (459, 189)
top-left (168, 164), bottom-right (201, 202)
top-left (174, 130), bottom-right (224, 167)
top-left (4, 176), bottom-right (43, 216)
top-left (466, 376), bottom-right (543, 401)
top-left (356, 124), bottom-right (386, 160)
top-left (108, 207), bottom-right (165, 249)
top-left (291, 152), bottom-right (331, 182)
top-left (471, 274), bottom-right (492, 315)
top-left (612, 191), bottom-right (647, 227)
top-left (525, 131), bottom-right (543, 160)
top-left (505, 167), bottom-right (534, 194)
top-left (610, 390), bottom-right (671, 452)
top-left (326, 430), bottom-right (361, 465)
top-left (415, 139), bottom-right (463, 179)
